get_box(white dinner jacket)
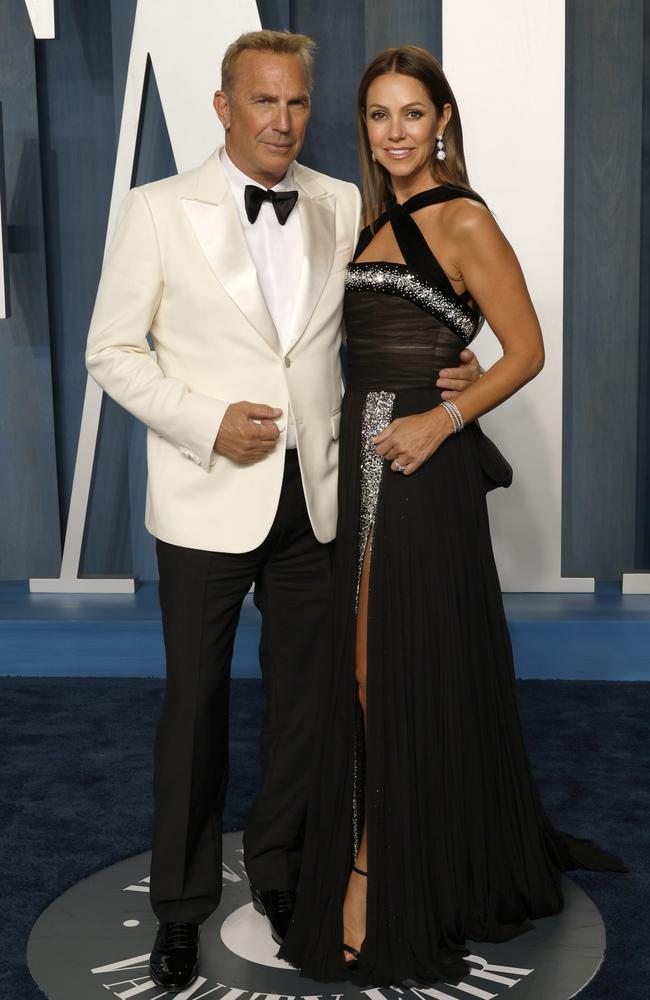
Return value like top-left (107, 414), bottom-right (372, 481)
top-left (85, 148), bottom-right (362, 552)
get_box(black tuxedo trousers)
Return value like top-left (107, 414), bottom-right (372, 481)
top-left (150, 451), bottom-right (333, 923)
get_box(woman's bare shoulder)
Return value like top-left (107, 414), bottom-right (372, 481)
top-left (441, 197), bottom-right (511, 260)
top-left (442, 195), bottom-right (494, 232)
top-left (414, 194), bottom-right (495, 241)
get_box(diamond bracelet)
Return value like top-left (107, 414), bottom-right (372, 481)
top-left (440, 399), bottom-right (464, 433)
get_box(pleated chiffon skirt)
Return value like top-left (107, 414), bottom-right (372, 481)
top-left (279, 385), bottom-right (625, 988)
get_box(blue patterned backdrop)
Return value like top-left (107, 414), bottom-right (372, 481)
top-left (0, 0), bottom-right (649, 582)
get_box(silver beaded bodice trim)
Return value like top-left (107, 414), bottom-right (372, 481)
top-left (345, 262), bottom-right (477, 344)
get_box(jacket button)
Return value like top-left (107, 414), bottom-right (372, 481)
top-left (284, 356), bottom-right (291, 368)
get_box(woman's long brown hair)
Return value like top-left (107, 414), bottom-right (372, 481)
top-left (356, 45), bottom-right (484, 226)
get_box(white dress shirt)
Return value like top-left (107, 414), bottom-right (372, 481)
top-left (221, 149), bottom-right (304, 447)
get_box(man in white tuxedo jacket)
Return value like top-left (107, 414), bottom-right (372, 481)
top-left (86, 29), bottom-right (478, 990)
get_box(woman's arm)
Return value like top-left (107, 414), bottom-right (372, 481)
top-left (441, 203), bottom-right (545, 421)
top-left (374, 204), bottom-right (544, 475)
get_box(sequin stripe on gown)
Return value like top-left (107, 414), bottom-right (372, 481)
top-left (278, 187), bottom-right (626, 988)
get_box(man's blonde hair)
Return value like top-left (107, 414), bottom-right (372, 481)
top-left (220, 29), bottom-right (317, 94)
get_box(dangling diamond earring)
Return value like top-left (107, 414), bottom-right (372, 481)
top-left (371, 151), bottom-right (376, 162)
top-left (435, 134), bottom-right (447, 161)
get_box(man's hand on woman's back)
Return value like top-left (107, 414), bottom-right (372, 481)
top-left (436, 348), bottom-right (481, 399)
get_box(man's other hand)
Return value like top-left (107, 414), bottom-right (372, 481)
top-left (436, 348), bottom-right (481, 400)
top-left (214, 401), bottom-right (283, 464)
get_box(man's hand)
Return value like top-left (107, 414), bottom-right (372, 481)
top-left (436, 348), bottom-right (481, 399)
top-left (214, 401), bottom-right (283, 464)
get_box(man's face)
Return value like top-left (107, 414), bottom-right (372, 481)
top-left (214, 50), bottom-right (311, 187)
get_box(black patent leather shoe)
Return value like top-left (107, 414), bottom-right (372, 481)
top-left (149, 921), bottom-right (200, 992)
top-left (250, 882), bottom-right (296, 944)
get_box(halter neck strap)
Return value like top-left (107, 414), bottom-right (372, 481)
top-left (353, 186), bottom-right (485, 310)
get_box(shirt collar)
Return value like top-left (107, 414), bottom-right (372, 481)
top-left (221, 147), bottom-right (295, 198)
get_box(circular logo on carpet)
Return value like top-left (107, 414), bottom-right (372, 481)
top-left (27, 831), bottom-right (606, 1000)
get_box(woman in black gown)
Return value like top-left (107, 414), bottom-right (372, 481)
top-left (278, 45), bottom-right (625, 989)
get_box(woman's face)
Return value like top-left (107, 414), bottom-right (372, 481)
top-left (364, 72), bottom-right (450, 184)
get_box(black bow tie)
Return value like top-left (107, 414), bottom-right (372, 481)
top-left (244, 184), bottom-right (299, 226)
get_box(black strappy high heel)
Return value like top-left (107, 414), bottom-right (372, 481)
top-left (343, 865), bottom-right (367, 971)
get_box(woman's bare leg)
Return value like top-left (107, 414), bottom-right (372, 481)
top-left (343, 537), bottom-right (371, 960)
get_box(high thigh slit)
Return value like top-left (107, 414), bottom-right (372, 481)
top-left (278, 185), bottom-right (626, 988)
top-left (353, 527), bottom-right (372, 842)
top-left (342, 533), bottom-right (372, 964)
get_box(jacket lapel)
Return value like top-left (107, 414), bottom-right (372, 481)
top-left (285, 164), bottom-right (336, 353)
top-left (181, 150), bottom-right (280, 355)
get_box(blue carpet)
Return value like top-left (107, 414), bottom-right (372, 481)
top-left (2, 583), bottom-right (650, 679)
top-left (2, 678), bottom-right (647, 999)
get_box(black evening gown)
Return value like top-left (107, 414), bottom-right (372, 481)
top-left (278, 186), bottom-right (625, 988)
